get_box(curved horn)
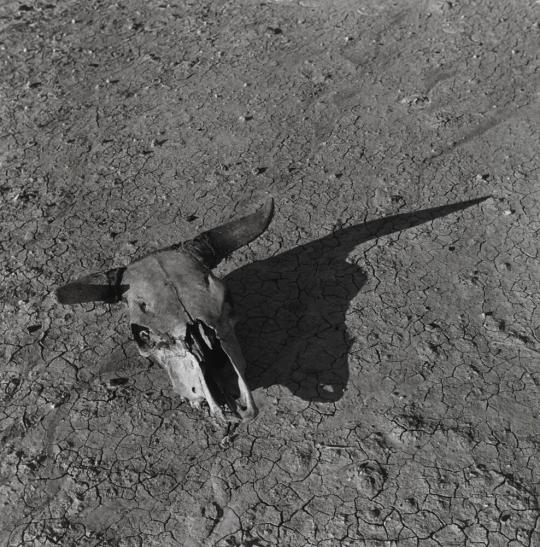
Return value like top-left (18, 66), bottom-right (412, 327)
top-left (182, 197), bottom-right (274, 268)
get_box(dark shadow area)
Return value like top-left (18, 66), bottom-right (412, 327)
top-left (226, 197), bottom-right (489, 402)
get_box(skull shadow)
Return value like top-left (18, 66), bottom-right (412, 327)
top-left (226, 197), bottom-right (488, 403)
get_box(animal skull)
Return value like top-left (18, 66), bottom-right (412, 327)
top-left (56, 198), bottom-right (274, 422)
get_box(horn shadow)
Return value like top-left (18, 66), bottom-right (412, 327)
top-left (225, 197), bottom-right (489, 403)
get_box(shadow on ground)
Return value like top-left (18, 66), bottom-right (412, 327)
top-left (227, 197), bottom-right (488, 403)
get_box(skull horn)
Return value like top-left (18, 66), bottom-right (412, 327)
top-left (180, 197), bottom-right (274, 269)
top-left (55, 267), bottom-right (127, 305)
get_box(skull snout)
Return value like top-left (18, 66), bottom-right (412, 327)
top-left (184, 320), bottom-right (258, 422)
top-left (133, 321), bottom-right (258, 422)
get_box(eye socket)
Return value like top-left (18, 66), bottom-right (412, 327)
top-left (131, 323), bottom-right (152, 349)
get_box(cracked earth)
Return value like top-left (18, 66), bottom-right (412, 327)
top-left (1, 0), bottom-right (539, 545)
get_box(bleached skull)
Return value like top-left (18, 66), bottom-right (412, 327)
top-left (56, 199), bottom-right (274, 421)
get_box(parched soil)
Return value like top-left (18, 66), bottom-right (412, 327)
top-left (0, 0), bottom-right (539, 545)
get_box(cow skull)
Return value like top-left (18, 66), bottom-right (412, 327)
top-left (56, 198), bottom-right (274, 422)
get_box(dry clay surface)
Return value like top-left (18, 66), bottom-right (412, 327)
top-left (1, 0), bottom-right (539, 545)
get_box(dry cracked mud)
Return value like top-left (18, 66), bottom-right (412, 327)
top-left (0, 0), bottom-right (539, 546)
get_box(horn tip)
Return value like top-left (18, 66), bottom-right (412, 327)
top-left (260, 196), bottom-right (274, 227)
top-left (55, 285), bottom-right (70, 304)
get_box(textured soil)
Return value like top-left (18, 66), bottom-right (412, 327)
top-left (1, 0), bottom-right (539, 546)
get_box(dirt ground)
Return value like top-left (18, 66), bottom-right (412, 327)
top-left (1, 0), bottom-right (539, 545)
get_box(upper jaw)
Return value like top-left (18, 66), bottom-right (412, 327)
top-left (155, 341), bottom-right (258, 422)
top-left (199, 367), bottom-right (258, 422)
